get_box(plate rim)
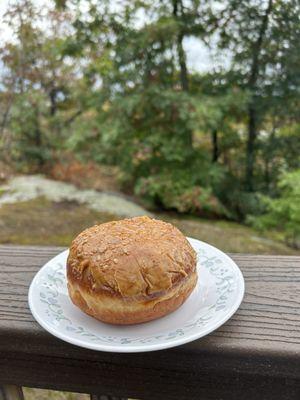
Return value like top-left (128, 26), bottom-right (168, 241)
top-left (28, 238), bottom-right (245, 353)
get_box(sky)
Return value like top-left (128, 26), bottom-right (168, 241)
top-left (0, 0), bottom-right (13, 41)
top-left (0, 0), bottom-right (218, 73)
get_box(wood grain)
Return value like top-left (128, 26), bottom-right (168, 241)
top-left (0, 245), bottom-right (300, 399)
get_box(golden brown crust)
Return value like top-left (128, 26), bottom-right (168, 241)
top-left (67, 216), bottom-right (197, 324)
top-left (68, 271), bottom-right (197, 325)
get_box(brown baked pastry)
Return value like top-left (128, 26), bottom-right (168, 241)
top-left (67, 216), bottom-right (197, 325)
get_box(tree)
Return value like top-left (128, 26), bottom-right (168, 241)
top-left (217, 0), bottom-right (300, 191)
top-left (0, 0), bottom-right (82, 167)
top-left (65, 0), bottom-right (216, 147)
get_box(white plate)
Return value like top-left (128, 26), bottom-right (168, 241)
top-left (28, 238), bottom-right (244, 352)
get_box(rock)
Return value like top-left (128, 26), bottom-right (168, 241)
top-left (0, 175), bottom-right (151, 218)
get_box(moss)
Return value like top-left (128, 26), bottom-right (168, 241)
top-left (23, 388), bottom-right (89, 400)
top-left (0, 197), bottom-right (120, 247)
top-left (159, 212), bottom-right (300, 255)
top-left (0, 197), bottom-right (298, 254)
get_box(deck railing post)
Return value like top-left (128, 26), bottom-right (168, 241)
top-left (0, 385), bottom-right (24, 400)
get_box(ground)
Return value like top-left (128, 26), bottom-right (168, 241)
top-left (0, 174), bottom-right (297, 254)
top-left (0, 195), bottom-right (297, 255)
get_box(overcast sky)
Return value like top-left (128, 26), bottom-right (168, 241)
top-left (0, 0), bottom-right (220, 73)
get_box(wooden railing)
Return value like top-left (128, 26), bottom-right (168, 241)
top-left (0, 245), bottom-right (300, 400)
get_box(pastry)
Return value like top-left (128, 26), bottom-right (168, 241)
top-left (67, 216), bottom-right (197, 324)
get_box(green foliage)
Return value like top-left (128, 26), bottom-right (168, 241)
top-left (89, 84), bottom-right (229, 217)
top-left (250, 170), bottom-right (300, 248)
top-left (9, 91), bottom-right (51, 168)
top-left (135, 168), bottom-right (227, 217)
top-left (100, 87), bottom-right (194, 170)
top-left (0, 0), bottom-right (81, 169)
top-left (212, 172), bottom-right (265, 221)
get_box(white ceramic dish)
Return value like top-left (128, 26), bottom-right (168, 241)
top-left (28, 238), bottom-right (244, 352)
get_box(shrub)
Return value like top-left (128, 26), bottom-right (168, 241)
top-left (135, 169), bottom-right (227, 218)
top-left (213, 172), bottom-right (265, 221)
top-left (250, 170), bottom-right (300, 248)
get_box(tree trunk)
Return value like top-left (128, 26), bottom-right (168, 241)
top-left (33, 108), bottom-right (44, 167)
top-left (177, 31), bottom-right (192, 147)
top-left (49, 88), bottom-right (57, 116)
top-left (177, 32), bottom-right (189, 92)
top-left (172, 0), bottom-right (192, 147)
top-left (246, 104), bottom-right (256, 191)
top-left (264, 127), bottom-right (276, 192)
top-left (211, 129), bottom-right (219, 162)
top-left (264, 157), bottom-right (270, 192)
top-left (34, 128), bottom-right (44, 167)
top-left (173, 0), bottom-right (189, 92)
top-left (245, 0), bottom-right (273, 191)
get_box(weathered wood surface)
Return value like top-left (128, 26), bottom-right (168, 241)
top-left (0, 245), bottom-right (300, 400)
